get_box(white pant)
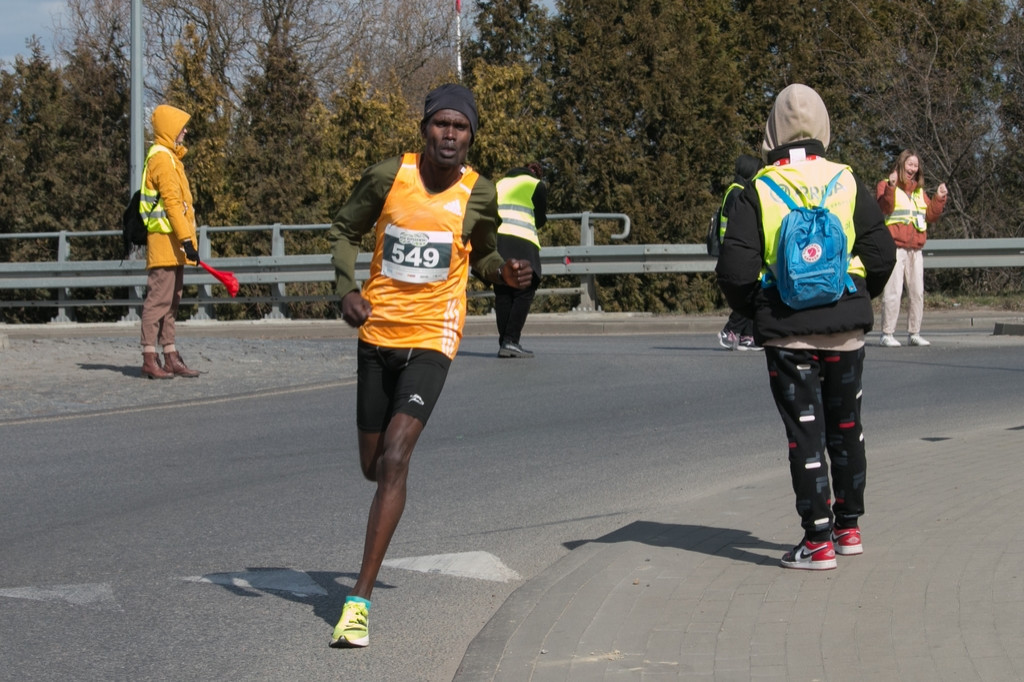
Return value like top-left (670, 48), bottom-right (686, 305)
top-left (881, 247), bottom-right (924, 335)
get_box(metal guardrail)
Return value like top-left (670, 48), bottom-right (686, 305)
top-left (0, 213), bottom-right (632, 322)
top-left (2, 219), bottom-right (1023, 323)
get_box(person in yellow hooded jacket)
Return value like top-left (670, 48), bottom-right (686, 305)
top-left (139, 104), bottom-right (201, 379)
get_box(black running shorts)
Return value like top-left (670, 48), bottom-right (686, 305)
top-left (355, 340), bottom-right (452, 433)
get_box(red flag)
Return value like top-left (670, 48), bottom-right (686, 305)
top-left (200, 261), bottom-right (240, 297)
top-left (456, 0), bottom-right (461, 12)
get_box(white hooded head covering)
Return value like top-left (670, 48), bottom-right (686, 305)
top-left (761, 84), bottom-right (830, 162)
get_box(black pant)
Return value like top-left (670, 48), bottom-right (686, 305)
top-left (494, 274), bottom-right (540, 345)
top-left (723, 309), bottom-right (754, 337)
top-left (764, 346), bottom-right (867, 541)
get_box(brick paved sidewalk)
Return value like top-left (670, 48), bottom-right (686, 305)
top-left (456, 422), bottom-right (1024, 681)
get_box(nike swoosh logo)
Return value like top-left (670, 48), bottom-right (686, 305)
top-left (796, 546), bottom-right (818, 561)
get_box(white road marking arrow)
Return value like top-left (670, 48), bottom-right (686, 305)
top-left (0, 583), bottom-right (119, 610)
top-left (383, 551), bottom-right (520, 582)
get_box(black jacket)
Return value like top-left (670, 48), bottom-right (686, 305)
top-left (715, 141), bottom-right (896, 344)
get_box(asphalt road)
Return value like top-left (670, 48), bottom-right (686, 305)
top-left (1, 316), bottom-right (1023, 681)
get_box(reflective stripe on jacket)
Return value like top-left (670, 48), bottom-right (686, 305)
top-left (496, 175), bottom-right (541, 248)
top-left (140, 144), bottom-right (176, 234)
top-left (717, 182), bottom-right (744, 243)
top-left (886, 186), bottom-right (929, 232)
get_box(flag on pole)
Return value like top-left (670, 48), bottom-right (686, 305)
top-left (456, 0), bottom-right (461, 12)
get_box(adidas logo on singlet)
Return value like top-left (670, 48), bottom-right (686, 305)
top-left (443, 200), bottom-right (463, 217)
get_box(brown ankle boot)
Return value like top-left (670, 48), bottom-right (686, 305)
top-left (163, 351), bottom-right (200, 377)
top-left (141, 352), bottom-right (174, 379)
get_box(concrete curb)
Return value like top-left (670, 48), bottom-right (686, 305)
top-left (994, 321), bottom-right (1024, 335)
top-left (1, 307), bottom-right (1021, 343)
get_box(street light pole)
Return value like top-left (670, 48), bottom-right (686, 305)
top-left (130, 0), bottom-right (144, 190)
top-left (456, 0), bottom-right (462, 81)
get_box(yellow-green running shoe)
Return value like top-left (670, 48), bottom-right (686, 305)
top-left (330, 600), bottom-right (369, 648)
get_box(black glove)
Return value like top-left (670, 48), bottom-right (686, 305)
top-left (182, 239), bottom-right (200, 263)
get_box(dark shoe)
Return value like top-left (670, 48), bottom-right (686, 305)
top-left (141, 352), bottom-right (174, 379)
top-left (163, 351), bottom-right (200, 377)
top-left (498, 341), bottom-right (534, 359)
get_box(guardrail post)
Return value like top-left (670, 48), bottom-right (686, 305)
top-left (192, 225), bottom-right (214, 320)
top-left (265, 224), bottom-right (288, 319)
top-left (51, 232), bottom-right (74, 323)
top-left (124, 283), bottom-right (144, 322)
top-left (577, 213), bottom-right (598, 312)
top-left (121, 255), bottom-right (144, 322)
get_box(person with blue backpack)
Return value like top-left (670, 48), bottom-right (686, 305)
top-left (716, 84), bottom-right (896, 570)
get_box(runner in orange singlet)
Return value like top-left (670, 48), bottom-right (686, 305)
top-left (327, 84), bottom-right (533, 648)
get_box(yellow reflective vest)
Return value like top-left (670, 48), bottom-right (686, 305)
top-left (754, 159), bottom-right (866, 283)
top-left (886, 186), bottom-right (929, 232)
top-left (496, 174), bottom-right (541, 249)
top-left (717, 181), bottom-right (744, 243)
top-left (139, 144), bottom-right (177, 234)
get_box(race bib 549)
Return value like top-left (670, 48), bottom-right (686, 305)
top-left (380, 224), bottom-right (453, 283)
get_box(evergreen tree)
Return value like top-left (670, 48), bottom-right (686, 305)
top-left (995, 1), bottom-right (1024, 241)
top-left (0, 43), bottom-right (69, 248)
top-left (221, 6), bottom-right (326, 317)
top-left (0, 43), bottom-right (75, 321)
top-left (467, 62), bottom-right (556, 182)
top-left (464, 0), bottom-right (555, 180)
top-left (465, 0), bottom-right (550, 67)
top-left (163, 24), bottom-right (235, 228)
top-left (547, 0), bottom-right (744, 311)
top-left (0, 64), bottom-right (27, 255)
top-left (320, 68), bottom-right (420, 214)
top-left (229, 19), bottom-right (323, 229)
top-left (736, 0), bottom-right (1003, 239)
top-left (59, 37), bottom-right (132, 254)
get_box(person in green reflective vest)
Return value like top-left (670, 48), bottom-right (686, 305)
top-left (713, 154), bottom-right (763, 351)
top-left (494, 162), bottom-right (547, 358)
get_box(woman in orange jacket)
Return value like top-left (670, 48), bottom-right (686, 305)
top-left (876, 150), bottom-right (948, 347)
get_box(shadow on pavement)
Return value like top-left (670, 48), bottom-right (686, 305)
top-left (564, 520), bottom-right (790, 566)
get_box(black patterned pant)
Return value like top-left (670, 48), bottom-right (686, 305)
top-left (764, 346), bottom-right (867, 542)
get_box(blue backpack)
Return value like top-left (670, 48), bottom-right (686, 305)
top-left (758, 170), bottom-right (857, 310)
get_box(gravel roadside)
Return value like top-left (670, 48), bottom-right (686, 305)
top-left (2, 308), bottom-right (1020, 423)
top-left (0, 334), bottom-right (358, 422)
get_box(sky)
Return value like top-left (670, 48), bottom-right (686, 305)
top-left (0, 0), bottom-right (560, 68)
top-left (0, 0), bottom-right (67, 66)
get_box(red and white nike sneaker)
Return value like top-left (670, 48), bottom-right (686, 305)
top-left (780, 539), bottom-right (837, 570)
